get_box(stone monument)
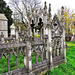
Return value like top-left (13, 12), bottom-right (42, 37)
top-left (0, 13), bottom-right (8, 38)
top-left (10, 23), bottom-right (16, 36)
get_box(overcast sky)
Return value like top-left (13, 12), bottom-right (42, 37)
top-left (4, 0), bottom-right (75, 17)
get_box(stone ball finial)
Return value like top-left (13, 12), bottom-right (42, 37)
top-left (62, 6), bottom-right (64, 9)
top-left (44, 1), bottom-right (47, 10)
top-left (61, 6), bottom-right (64, 15)
top-left (45, 1), bottom-right (46, 4)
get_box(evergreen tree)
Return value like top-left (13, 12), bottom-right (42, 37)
top-left (0, 0), bottom-right (13, 36)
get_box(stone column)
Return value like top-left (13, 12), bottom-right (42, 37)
top-left (49, 25), bottom-right (53, 69)
top-left (40, 28), bottom-right (42, 39)
top-left (41, 51), bottom-right (44, 63)
top-left (43, 1), bottom-right (47, 36)
top-left (57, 40), bottom-right (59, 56)
top-left (45, 29), bottom-right (49, 61)
top-left (61, 36), bottom-right (63, 55)
top-left (63, 27), bottom-right (66, 61)
top-left (7, 58), bottom-right (10, 74)
top-left (61, 6), bottom-right (66, 62)
top-left (24, 28), bottom-right (32, 74)
top-left (57, 47), bottom-right (59, 56)
top-left (24, 55), bottom-right (27, 68)
top-left (46, 47), bottom-right (49, 61)
top-left (24, 47), bottom-right (27, 68)
top-left (26, 41), bottom-right (32, 72)
top-left (4, 53), bottom-right (11, 74)
top-left (54, 47), bottom-right (56, 57)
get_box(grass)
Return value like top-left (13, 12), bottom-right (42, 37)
top-left (0, 41), bottom-right (75, 75)
top-left (45, 41), bottom-right (75, 75)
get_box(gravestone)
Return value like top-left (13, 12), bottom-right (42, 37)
top-left (10, 23), bottom-right (16, 36)
top-left (0, 14), bottom-right (8, 37)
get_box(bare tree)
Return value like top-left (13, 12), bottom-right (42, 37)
top-left (9, 0), bottom-right (41, 29)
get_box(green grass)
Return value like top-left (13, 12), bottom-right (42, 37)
top-left (45, 41), bottom-right (75, 75)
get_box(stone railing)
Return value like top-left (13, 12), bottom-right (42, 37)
top-left (0, 30), bottom-right (50, 75)
top-left (0, 2), bottom-right (66, 74)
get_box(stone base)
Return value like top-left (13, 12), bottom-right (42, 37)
top-left (49, 64), bottom-right (53, 70)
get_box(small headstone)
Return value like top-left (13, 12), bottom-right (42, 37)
top-left (10, 23), bottom-right (16, 36)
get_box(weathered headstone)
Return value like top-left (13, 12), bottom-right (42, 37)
top-left (10, 23), bottom-right (16, 36)
top-left (0, 14), bottom-right (8, 37)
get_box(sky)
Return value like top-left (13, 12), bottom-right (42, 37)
top-left (4, 0), bottom-right (75, 17)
